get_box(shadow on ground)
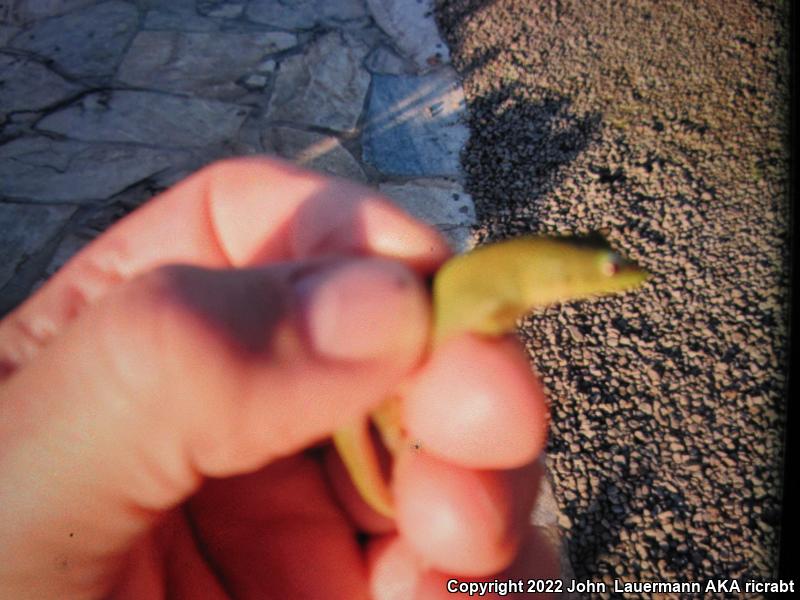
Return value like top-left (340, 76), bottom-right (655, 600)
top-left (459, 83), bottom-right (602, 240)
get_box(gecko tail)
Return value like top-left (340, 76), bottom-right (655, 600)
top-left (332, 419), bottom-right (395, 518)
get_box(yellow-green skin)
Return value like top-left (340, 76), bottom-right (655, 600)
top-left (333, 235), bottom-right (649, 518)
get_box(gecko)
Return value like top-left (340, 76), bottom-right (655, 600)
top-left (332, 234), bottom-right (649, 518)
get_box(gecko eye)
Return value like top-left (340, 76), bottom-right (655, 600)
top-left (601, 253), bottom-right (621, 276)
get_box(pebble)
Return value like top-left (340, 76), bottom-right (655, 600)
top-left (567, 325), bottom-right (584, 343)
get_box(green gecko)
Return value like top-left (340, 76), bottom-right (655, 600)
top-left (333, 234), bottom-right (649, 518)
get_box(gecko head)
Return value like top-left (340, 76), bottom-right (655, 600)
top-left (553, 233), bottom-right (650, 297)
top-left (431, 233), bottom-right (650, 342)
top-left (596, 249), bottom-right (649, 291)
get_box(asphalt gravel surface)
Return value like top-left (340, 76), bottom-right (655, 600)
top-left (434, 0), bottom-right (791, 594)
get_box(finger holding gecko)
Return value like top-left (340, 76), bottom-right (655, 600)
top-left (327, 331), bottom-right (550, 576)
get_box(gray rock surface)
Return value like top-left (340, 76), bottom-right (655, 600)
top-left (367, 0), bottom-right (450, 70)
top-left (0, 137), bottom-right (180, 202)
top-left (246, 0), bottom-right (368, 30)
top-left (0, 24), bottom-right (20, 45)
top-left (198, 1), bottom-right (245, 19)
top-left (37, 91), bottom-right (250, 148)
top-left (266, 32), bottom-right (371, 132)
top-left (380, 180), bottom-right (476, 251)
top-left (143, 0), bottom-right (223, 32)
top-left (1, 0), bottom-right (476, 313)
top-left (365, 44), bottom-right (417, 75)
top-left (261, 126), bottom-right (366, 182)
top-left (363, 69), bottom-right (469, 176)
top-left (379, 180), bottom-right (475, 226)
top-left (0, 52), bottom-right (81, 115)
top-left (0, 202), bottom-right (75, 290)
top-left (10, 1), bottom-right (138, 79)
top-left (2, 0), bottom-right (97, 24)
top-left (117, 30), bottom-right (297, 99)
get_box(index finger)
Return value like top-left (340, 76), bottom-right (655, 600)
top-left (0, 157), bottom-right (451, 375)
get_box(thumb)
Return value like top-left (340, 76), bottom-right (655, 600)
top-left (0, 257), bottom-right (430, 599)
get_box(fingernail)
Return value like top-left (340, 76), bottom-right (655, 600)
top-left (296, 259), bottom-right (429, 361)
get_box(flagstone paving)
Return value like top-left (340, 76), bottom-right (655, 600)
top-left (1, 0), bottom-right (477, 311)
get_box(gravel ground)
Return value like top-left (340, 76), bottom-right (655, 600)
top-left (434, 0), bottom-right (791, 593)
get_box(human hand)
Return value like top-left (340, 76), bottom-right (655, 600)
top-left (0, 158), bottom-right (558, 599)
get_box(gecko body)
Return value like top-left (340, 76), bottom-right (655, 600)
top-left (334, 235), bottom-right (649, 517)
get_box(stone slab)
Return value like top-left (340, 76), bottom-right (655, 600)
top-left (143, 0), bottom-right (221, 32)
top-left (365, 44), bottom-right (417, 75)
top-left (378, 180), bottom-right (475, 226)
top-left (117, 30), bottom-right (297, 100)
top-left (3, 0), bottom-right (98, 24)
top-left (379, 179), bottom-right (475, 251)
top-left (266, 32), bottom-right (370, 132)
top-left (10, 1), bottom-right (139, 79)
top-left (0, 24), bottom-right (20, 45)
top-left (0, 137), bottom-right (184, 202)
top-left (0, 52), bottom-right (82, 116)
top-left (262, 126), bottom-right (365, 182)
top-left (0, 202), bottom-right (75, 290)
top-left (363, 69), bottom-right (469, 177)
top-left (198, 1), bottom-right (246, 19)
top-left (37, 91), bottom-right (250, 148)
top-left (245, 0), bottom-right (367, 30)
top-left (366, 0), bottom-right (450, 71)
